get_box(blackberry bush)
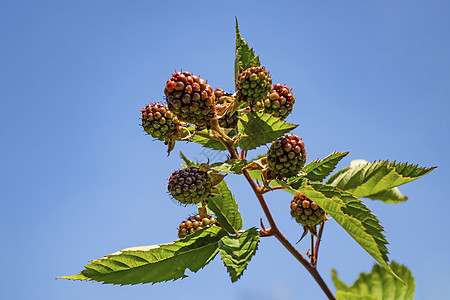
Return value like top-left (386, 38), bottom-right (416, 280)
top-left (62, 20), bottom-right (434, 300)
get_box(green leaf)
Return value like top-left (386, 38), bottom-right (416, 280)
top-left (180, 151), bottom-right (200, 168)
top-left (59, 226), bottom-right (227, 285)
top-left (218, 227), bottom-right (260, 282)
top-left (211, 160), bottom-right (247, 174)
top-left (237, 112), bottom-right (298, 150)
top-left (191, 129), bottom-right (227, 151)
top-left (366, 188), bottom-right (408, 204)
top-left (332, 261), bottom-right (416, 300)
top-left (327, 159), bottom-right (435, 200)
top-left (235, 18), bottom-right (261, 82)
top-left (336, 292), bottom-right (379, 300)
top-left (279, 180), bottom-right (400, 280)
top-left (207, 180), bottom-right (243, 234)
top-left (302, 152), bottom-right (349, 182)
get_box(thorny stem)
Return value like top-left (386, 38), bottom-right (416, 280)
top-left (213, 131), bottom-right (336, 300)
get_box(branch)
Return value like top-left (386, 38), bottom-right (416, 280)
top-left (213, 132), bottom-right (336, 300)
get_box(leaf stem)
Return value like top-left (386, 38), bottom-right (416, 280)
top-left (216, 135), bottom-right (336, 300)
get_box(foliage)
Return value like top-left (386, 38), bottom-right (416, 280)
top-left (60, 19), bottom-right (435, 300)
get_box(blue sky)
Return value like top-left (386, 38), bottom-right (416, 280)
top-left (1, 1), bottom-right (449, 299)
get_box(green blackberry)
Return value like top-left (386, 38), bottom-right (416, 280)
top-left (141, 102), bottom-right (183, 141)
top-left (290, 193), bottom-right (325, 228)
top-left (267, 134), bottom-right (306, 178)
top-left (177, 214), bottom-right (219, 238)
top-left (168, 166), bottom-right (212, 204)
top-left (263, 84), bottom-right (295, 119)
top-left (164, 71), bottom-right (215, 129)
top-left (236, 66), bottom-right (272, 107)
top-left (214, 88), bottom-right (239, 128)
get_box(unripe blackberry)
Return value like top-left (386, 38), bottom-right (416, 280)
top-left (164, 71), bottom-right (215, 129)
top-left (236, 67), bottom-right (272, 107)
top-left (168, 166), bottom-right (212, 204)
top-left (267, 134), bottom-right (306, 178)
top-left (214, 88), bottom-right (239, 128)
top-left (177, 214), bottom-right (219, 238)
top-left (290, 193), bottom-right (325, 228)
top-left (141, 102), bottom-right (183, 141)
top-left (263, 84), bottom-right (295, 119)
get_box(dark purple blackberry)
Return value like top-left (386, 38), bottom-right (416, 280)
top-left (168, 166), bottom-right (212, 204)
top-left (267, 134), bottom-right (306, 178)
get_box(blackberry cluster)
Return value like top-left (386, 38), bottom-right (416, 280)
top-left (164, 71), bottom-right (215, 129)
top-left (236, 66), bottom-right (272, 107)
top-left (263, 84), bottom-right (295, 119)
top-left (290, 193), bottom-right (325, 228)
top-left (267, 134), bottom-right (306, 178)
top-left (214, 88), bottom-right (239, 128)
top-left (141, 103), bottom-right (182, 141)
top-left (168, 166), bottom-right (212, 204)
top-left (177, 214), bottom-right (219, 238)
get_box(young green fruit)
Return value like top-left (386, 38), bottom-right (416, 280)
top-left (236, 66), bottom-right (272, 108)
top-left (267, 134), bottom-right (306, 178)
top-left (164, 71), bottom-right (215, 129)
top-left (168, 166), bottom-right (212, 204)
top-left (141, 102), bottom-right (182, 140)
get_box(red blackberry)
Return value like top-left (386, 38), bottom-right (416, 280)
top-left (164, 71), bottom-right (215, 129)
top-left (290, 193), bottom-right (325, 228)
top-left (263, 84), bottom-right (295, 119)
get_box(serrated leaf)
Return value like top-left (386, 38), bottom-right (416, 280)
top-left (302, 152), bottom-right (349, 182)
top-left (218, 227), bottom-right (260, 282)
top-left (235, 18), bottom-right (261, 82)
top-left (336, 292), bottom-right (379, 300)
top-left (207, 180), bottom-right (243, 234)
top-left (237, 112), bottom-right (297, 150)
top-left (191, 129), bottom-right (227, 151)
top-left (59, 226), bottom-right (227, 285)
top-left (211, 160), bottom-right (247, 174)
top-left (332, 261), bottom-right (415, 300)
top-left (279, 180), bottom-right (400, 281)
top-left (180, 151), bottom-right (200, 168)
top-left (327, 160), bottom-right (435, 199)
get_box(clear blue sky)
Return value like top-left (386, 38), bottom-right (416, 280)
top-left (1, 1), bottom-right (449, 299)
